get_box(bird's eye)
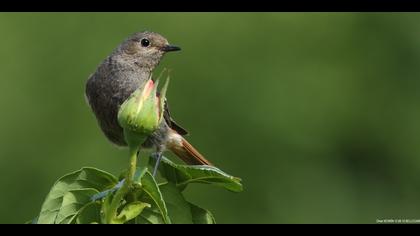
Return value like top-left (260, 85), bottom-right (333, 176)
top-left (140, 38), bottom-right (150, 47)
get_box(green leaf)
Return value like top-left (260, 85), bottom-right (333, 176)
top-left (158, 157), bottom-right (243, 192)
top-left (159, 183), bottom-right (193, 224)
top-left (56, 188), bottom-right (99, 224)
top-left (111, 201), bottom-right (150, 224)
top-left (75, 201), bottom-right (101, 224)
top-left (135, 207), bottom-right (165, 224)
top-left (38, 167), bottom-right (118, 224)
top-left (139, 171), bottom-right (171, 224)
top-left (136, 183), bottom-right (215, 224)
top-left (189, 202), bottom-right (216, 224)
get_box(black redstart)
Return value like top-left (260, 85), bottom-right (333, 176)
top-left (85, 31), bottom-right (212, 175)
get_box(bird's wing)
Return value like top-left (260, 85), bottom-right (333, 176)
top-left (163, 98), bottom-right (189, 136)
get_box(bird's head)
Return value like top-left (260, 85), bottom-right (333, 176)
top-left (117, 31), bottom-right (181, 70)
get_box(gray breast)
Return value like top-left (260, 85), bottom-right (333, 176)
top-left (85, 59), bottom-right (150, 146)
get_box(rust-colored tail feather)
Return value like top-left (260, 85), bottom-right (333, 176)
top-left (169, 138), bottom-right (213, 166)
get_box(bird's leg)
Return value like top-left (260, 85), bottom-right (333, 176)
top-left (152, 149), bottom-right (163, 177)
top-left (90, 179), bottom-right (125, 201)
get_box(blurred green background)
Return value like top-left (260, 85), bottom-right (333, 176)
top-left (1, 13), bottom-right (420, 224)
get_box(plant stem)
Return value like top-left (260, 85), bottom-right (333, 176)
top-left (126, 146), bottom-right (139, 187)
top-left (105, 146), bottom-right (139, 224)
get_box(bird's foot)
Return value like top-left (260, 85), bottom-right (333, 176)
top-left (90, 179), bottom-right (125, 201)
top-left (151, 151), bottom-right (163, 177)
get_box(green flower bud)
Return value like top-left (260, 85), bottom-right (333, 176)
top-left (118, 75), bottom-right (170, 148)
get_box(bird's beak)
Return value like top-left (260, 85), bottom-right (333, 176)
top-left (161, 44), bottom-right (181, 52)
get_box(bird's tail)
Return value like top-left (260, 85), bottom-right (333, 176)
top-left (168, 136), bottom-right (213, 166)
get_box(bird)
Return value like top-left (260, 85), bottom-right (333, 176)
top-left (85, 31), bottom-right (212, 176)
